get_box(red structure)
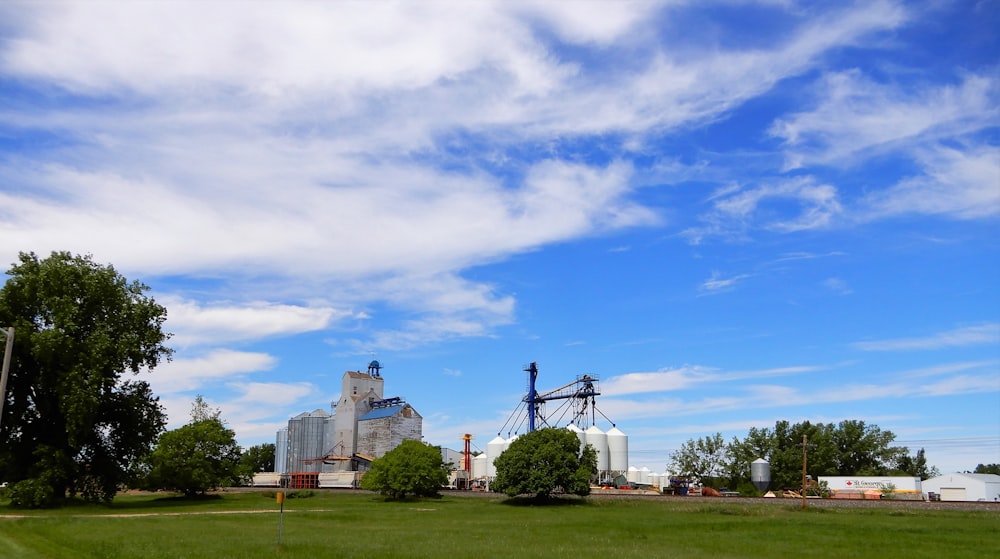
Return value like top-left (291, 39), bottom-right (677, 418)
top-left (462, 434), bottom-right (473, 475)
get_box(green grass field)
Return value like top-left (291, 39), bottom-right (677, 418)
top-left (1, 491), bottom-right (997, 558)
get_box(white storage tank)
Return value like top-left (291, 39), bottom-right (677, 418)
top-left (627, 466), bottom-right (640, 484)
top-left (606, 426), bottom-right (628, 472)
top-left (473, 453), bottom-right (487, 479)
top-left (585, 425), bottom-right (609, 472)
top-left (486, 435), bottom-right (506, 477)
top-left (567, 424), bottom-right (587, 452)
top-left (639, 466), bottom-right (651, 485)
top-left (651, 472), bottom-right (664, 489)
top-left (505, 434), bottom-right (519, 453)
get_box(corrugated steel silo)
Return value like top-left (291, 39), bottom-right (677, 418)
top-left (275, 428), bottom-right (288, 474)
top-left (751, 458), bottom-right (771, 492)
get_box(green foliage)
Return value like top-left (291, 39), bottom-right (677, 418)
top-left (894, 448), bottom-right (940, 479)
top-left (973, 463), bottom-right (1000, 475)
top-left (144, 416), bottom-right (243, 496)
top-left (360, 439), bottom-right (449, 499)
top-left (491, 428), bottom-right (597, 499)
top-left (0, 251), bottom-right (171, 506)
top-left (7, 478), bottom-right (58, 508)
top-left (672, 419), bottom-right (921, 491)
top-left (668, 432), bottom-right (727, 483)
top-left (241, 443), bottom-right (276, 475)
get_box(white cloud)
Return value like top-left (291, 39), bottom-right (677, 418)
top-left (684, 177), bottom-right (843, 243)
top-left (601, 365), bottom-right (822, 396)
top-left (823, 277), bottom-right (853, 295)
top-left (770, 71), bottom-right (998, 168)
top-left (852, 324), bottom-right (1000, 351)
top-left (161, 296), bottom-right (345, 347)
top-left (698, 273), bottom-right (751, 294)
top-left (861, 144), bottom-right (1000, 219)
top-left (146, 348), bottom-right (277, 394)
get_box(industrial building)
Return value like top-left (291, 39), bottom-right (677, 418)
top-left (269, 360), bottom-right (422, 487)
top-left (921, 473), bottom-right (1000, 502)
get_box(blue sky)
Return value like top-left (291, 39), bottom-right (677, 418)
top-left (1, 1), bottom-right (997, 474)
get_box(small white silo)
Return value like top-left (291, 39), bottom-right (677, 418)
top-left (639, 466), bottom-right (651, 485)
top-left (585, 425), bottom-right (609, 472)
top-left (504, 434), bottom-right (519, 455)
top-left (650, 472), bottom-right (663, 489)
top-left (567, 424), bottom-right (587, 452)
top-left (606, 426), bottom-right (628, 473)
top-left (473, 453), bottom-right (487, 479)
top-left (486, 435), bottom-right (506, 477)
top-left (627, 466), bottom-right (640, 484)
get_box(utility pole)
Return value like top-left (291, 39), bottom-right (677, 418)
top-left (798, 434), bottom-right (815, 510)
top-left (0, 326), bottom-right (13, 432)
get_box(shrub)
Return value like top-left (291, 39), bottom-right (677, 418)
top-left (8, 478), bottom-right (58, 509)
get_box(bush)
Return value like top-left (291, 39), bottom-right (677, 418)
top-left (492, 428), bottom-right (597, 499)
top-left (361, 440), bottom-right (449, 499)
top-left (8, 478), bottom-right (58, 509)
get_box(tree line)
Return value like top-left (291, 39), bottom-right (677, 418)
top-left (668, 420), bottom-right (941, 493)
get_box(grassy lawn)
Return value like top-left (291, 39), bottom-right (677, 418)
top-left (1, 491), bottom-right (997, 558)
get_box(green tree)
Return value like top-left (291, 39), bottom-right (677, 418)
top-left (360, 439), bottom-right (449, 499)
top-left (0, 251), bottom-right (170, 507)
top-left (895, 448), bottom-right (940, 479)
top-left (973, 463), bottom-right (1000, 475)
top-left (829, 420), bottom-right (903, 475)
top-left (144, 399), bottom-right (242, 496)
top-left (241, 443), bottom-right (276, 474)
top-left (667, 432), bottom-right (729, 486)
top-left (491, 428), bottom-right (596, 499)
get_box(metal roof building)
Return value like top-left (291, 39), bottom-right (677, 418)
top-left (922, 473), bottom-right (1000, 502)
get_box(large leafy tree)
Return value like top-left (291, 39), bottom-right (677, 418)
top-left (144, 398), bottom-right (243, 495)
top-left (0, 251), bottom-right (171, 507)
top-left (667, 432), bottom-right (729, 485)
top-left (241, 443), bottom-right (277, 475)
top-left (491, 428), bottom-right (597, 499)
top-left (360, 439), bottom-right (449, 499)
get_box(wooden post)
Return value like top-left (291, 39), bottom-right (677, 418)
top-left (800, 435), bottom-right (808, 510)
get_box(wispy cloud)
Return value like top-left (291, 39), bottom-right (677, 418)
top-left (601, 365), bottom-right (823, 396)
top-left (823, 277), bottom-right (853, 295)
top-left (684, 176), bottom-right (842, 243)
top-left (861, 144), bottom-right (1000, 219)
top-left (852, 324), bottom-right (1000, 351)
top-left (698, 272), bottom-right (751, 294)
top-left (770, 70), bottom-right (998, 169)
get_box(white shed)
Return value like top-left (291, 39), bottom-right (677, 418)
top-left (921, 473), bottom-right (1000, 502)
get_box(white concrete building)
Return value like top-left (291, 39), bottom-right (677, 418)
top-left (922, 473), bottom-right (1000, 502)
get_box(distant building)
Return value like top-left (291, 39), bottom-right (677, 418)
top-left (274, 361), bottom-right (422, 474)
top-left (922, 473), bottom-right (1000, 502)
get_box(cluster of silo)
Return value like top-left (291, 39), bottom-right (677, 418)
top-left (478, 425), bottom-right (628, 483)
top-left (627, 467), bottom-right (668, 489)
